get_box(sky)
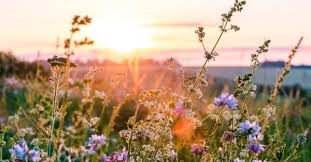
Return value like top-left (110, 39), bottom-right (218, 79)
top-left (0, 0), bottom-right (310, 66)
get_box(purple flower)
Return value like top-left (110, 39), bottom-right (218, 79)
top-left (238, 120), bottom-right (252, 133)
top-left (100, 154), bottom-right (112, 162)
top-left (28, 149), bottom-right (41, 161)
top-left (221, 131), bottom-right (236, 143)
top-left (9, 139), bottom-right (28, 160)
top-left (247, 144), bottom-right (265, 154)
top-left (251, 123), bottom-right (262, 135)
top-left (238, 120), bottom-right (261, 136)
top-left (226, 95), bottom-right (238, 109)
top-left (234, 158), bottom-right (245, 162)
top-left (88, 134), bottom-right (106, 145)
top-left (5, 77), bottom-right (21, 88)
top-left (252, 160), bottom-right (267, 162)
top-left (111, 147), bottom-right (128, 162)
top-left (175, 100), bottom-right (184, 116)
top-left (83, 134), bottom-right (106, 155)
top-left (248, 133), bottom-right (264, 142)
top-left (213, 92), bottom-right (238, 110)
top-left (191, 144), bottom-right (208, 156)
top-left (213, 92), bottom-right (229, 106)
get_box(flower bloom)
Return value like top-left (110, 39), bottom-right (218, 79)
top-left (111, 147), bottom-right (128, 162)
top-left (248, 133), bottom-right (264, 142)
top-left (191, 144), bottom-right (208, 156)
top-left (28, 149), bottom-right (41, 161)
top-left (238, 120), bottom-right (261, 136)
top-left (234, 158), bottom-right (245, 162)
top-left (221, 131), bottom-right (236, 143)
top-left (252, 160), bottom-right (267, 162)
top-left (5, 77), bottom-right (21, 88)
top-left (83, 134), bottom-right (106, 155)
top-left (9, 139), bottom-right (28, 160)
top-left (213, 92), bottom-right (238, 109)
top-left (247, 144), bottom-right (265, 154)
top-left (101, 154), bottom-right (112, 162)
top-left (88, 134), bottom-right (106, 145)
top-left (175, 100), bottom-right (185, 116)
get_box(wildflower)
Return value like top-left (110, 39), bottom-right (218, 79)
top-left (9, 139), bottom-right (28, 160)
top-left (28, 149), bottom-right (41, 161)
top-left (195, 27), bottom-right (205, 42)
top-left (249, 115), bottom-right (257, 121)
top-left (221, 131), bottom-right (236, 143)
top-left (252, 160), bottom-right (267, 162)
top-left (296, 133), bottom-right (307, 144)
top-left (238, 120), bottom-right (261, 136)
top-left (175, 99), bottom-right (191, 116)
top-left (213, 92), bottom-right (238, 109)
top-left (191, 144), bottom-right (208, 156)
top-left (111, 147), bottom-right (128, 162)
top-left (248, 133), bottom-right (264, 142)
top-left (95, 90), bottom-right (109, 102)
top-left (234, 158), bottom-right (245, 162)
top-left (88, 134), bottom-right (106, 145)
top-left (18, 127), bottom-right (34, 137)
top-left (175, 100), bottom-right (185, 116)
top-left (168, 150), bottom-right (178, 160)
top-left (47, 56), bottom-right (76, 67)
top-left (239, 150), bottom-right (248, 157)
top-left (4, 77), bottom-right (21, 88)
top-left (247, 144), bottom-right (265, 154)
top-left (83, 134), bottom-right (106, 155)
top-left (238, 120), bottom-right (252, 133)
top-left (100, 154), bottom-right (112, 162)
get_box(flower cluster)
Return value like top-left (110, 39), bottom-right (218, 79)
top-left (82, 134), bottom-right (106, 155)
top-left (213, 92), bottom-right (238, 109)
top-left (9, 139), bottom-right (41, 161)
top-left (191, 144), bottom-right (209, 156)
top-left (238, 120), bottom-right (265, 154)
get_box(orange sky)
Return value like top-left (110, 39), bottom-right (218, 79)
top-left (0, 0), bottom-right (310, 66)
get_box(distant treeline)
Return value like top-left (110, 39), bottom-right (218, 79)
top-left (0, 51), bottom-right (49, 78)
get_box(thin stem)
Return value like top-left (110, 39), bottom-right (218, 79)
top-left (65, 32), bottom-right (74, 85)
top-left (55, 102), bottom-right (68, 161)
top-left (127, 103), bottom-right (140, 160)
top-left (95, 104), bottom-right (106, 132)
top-left (284, 144), bottom-right (299, 162)
top-left (209, 119), bottom-right (220, 137)
top-left (20, 108), bottom-right (49, 137)
top-left (188, 21), bottom-right (229, 98)
top-left (0, 147), bottom-right (2, 161)
top-left (209, 107), bottom-right (224, 137)
top-left (48, 73), bottom-right (61, 157)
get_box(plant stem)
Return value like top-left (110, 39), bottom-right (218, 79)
top-left (96, 104), bottom-right (106, 132)
top-left (55, 102), bottom-right (68, 161)
top-left (127, 103), bottom-right (140, 160)
top-left (188, 21), bottom-right (229, 98)
top-left (0, 147), bottom-right (2, 161)
top-left (48, 74), bottom-right (60, 157)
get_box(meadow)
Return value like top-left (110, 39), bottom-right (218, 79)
top-left (0, 0), bottom-right (310, 161)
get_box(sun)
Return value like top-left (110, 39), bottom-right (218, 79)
top-left (88, 20), bottom-right (153, 53)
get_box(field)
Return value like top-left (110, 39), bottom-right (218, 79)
top-left (0, 0), bottom-right (310, 161)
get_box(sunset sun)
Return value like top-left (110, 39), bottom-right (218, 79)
top-left (88, 20), bottom-right (153, 53)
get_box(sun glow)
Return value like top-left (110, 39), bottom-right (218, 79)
top-left (88, 20), bottom-right (153, 53)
